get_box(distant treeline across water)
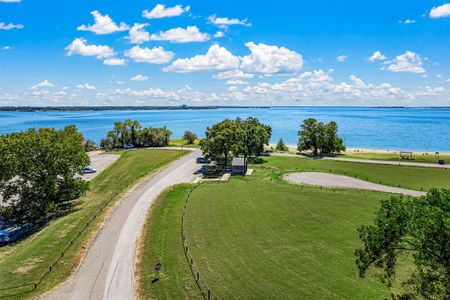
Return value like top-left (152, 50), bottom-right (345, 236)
top-left (1, 106), bottom-right (450, 152)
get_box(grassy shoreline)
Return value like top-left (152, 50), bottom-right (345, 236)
top-left (0, 149), bottom-right (187, 299)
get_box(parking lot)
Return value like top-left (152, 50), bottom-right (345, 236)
top-left (82, 151), bottom-right (120, 181)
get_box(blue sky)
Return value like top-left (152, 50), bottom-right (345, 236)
top-left (0, 0), bottom-right (449, 106)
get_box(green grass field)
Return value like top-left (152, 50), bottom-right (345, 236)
top-left (169, 138), bottom-right (200, 148)
top-left (0, 149), bottom-right (187, 299)
top-left (137, 156), bottom-right (449, 299)
top-left (341, 151), bottom-right (450, 164)
top-left (263, 156), bottom-right (450, 191)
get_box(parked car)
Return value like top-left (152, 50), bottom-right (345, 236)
top-left (196, 157), bottom-right (210, 164)
top-left (124, 144), bottom-right (134, 149)
top-left (0, 229), bottom-right (11, 243)
top-left (82, 166), bottom-right (97, 174)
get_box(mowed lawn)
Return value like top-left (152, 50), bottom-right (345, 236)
top-left (264, 156), bottom-right (450, 191)
top-left (136, 156), bottom-right (450, 299)
top-left (0, 149), bottom-right (187, 299)
top-left (341, 151), bottom-right (450, 164)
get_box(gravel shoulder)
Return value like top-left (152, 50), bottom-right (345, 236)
top-left (284, 172), bottom-right (426, 197)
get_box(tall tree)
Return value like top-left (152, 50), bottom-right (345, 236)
top-left (183, 131), bottom-right (197, 144)
top-left (355, 189), bottom-right (450, 299)
top-left (240, 117), bottom-right (272, 158)
top-left (200, 117), bottom-right (271, 164)
top-left (124, 119), bottom-right (142, 146)
top-left (298, 118), bottom-right (345, 155)
top-left (298, 118), bottom-right (322, 155)
top-left (199, 119), bottom-right (240, 165)
top-left (0, 126), bottom-right (90, 225)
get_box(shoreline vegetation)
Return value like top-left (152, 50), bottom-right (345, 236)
top-left (0, 105), bottom-right (271, 112)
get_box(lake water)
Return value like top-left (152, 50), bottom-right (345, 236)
top-left (1, 107), bottom-right (450, 152)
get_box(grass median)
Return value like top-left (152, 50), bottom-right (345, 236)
top-left (0, 149), bottom-right (187, 299)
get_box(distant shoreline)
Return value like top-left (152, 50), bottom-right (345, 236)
top-left (0, 105), bottom-right (449, 112)
top-left (0, 106), bottom-right (271, 112)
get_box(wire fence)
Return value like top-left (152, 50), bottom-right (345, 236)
top-left (181, 185), bottom-right (221, 300)
top-left (0, 192), bottom-right (120, 298)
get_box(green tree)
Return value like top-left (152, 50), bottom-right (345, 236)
top-left (240, 117), bottom-right (272, 158)
top-left (200, 118), bottom-right (271, 164)
top-left (199, 119), bottom-right (240, 165)
top-left (275, 138), bottom-right (288, 151)
top-left (298, 118), bottom-right (322, 155)
top-left (183, 131), bottom-right (197, 144)
top-left (298, 118), bottom-right (345, 155)
top-left (124, 119), bottom-right (142, 146)
top-left (0, 126), bottom-right (90, 225)
top-left (83, 139), bottom-right (97, 152)
top-left (355, 189), bottom-right (450, 299)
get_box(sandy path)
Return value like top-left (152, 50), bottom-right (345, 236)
top-left (284, 172), bottom-right (425, 197)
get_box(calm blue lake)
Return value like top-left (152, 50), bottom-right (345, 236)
top-left (1, 107), bottom-right (450, 152)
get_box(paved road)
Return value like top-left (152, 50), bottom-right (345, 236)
top-left (270, 152), bottom-right (450, 169)
top-left (43, 149), bottom-right (202, 300)
top-left (284, 172), bottom-right (426, 197)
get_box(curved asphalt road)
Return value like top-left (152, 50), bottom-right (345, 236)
top-left (43, 149), bottom-right (201, 300)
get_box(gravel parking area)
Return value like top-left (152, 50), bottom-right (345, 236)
top-left (284, 172), bottom-right (425, 197)
top-left (83, 151), bottom-right (120, 181)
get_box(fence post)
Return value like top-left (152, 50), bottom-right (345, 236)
top-left (208, 290), bottom-right (211, 300)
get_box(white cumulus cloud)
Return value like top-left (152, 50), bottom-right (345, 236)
top-left (103, 58), bottom-right (126, 66)
top-left (369, 51), bottom-right (387, 62)
top-left (124, 46), bottom-right (174, 64)
top-left (76, 83), bottom-right (96, 90)
top-left (131, 74), bottom-right (148, 81)
top-left (150, 26), bottom-right (210, 43)
top-left (65, 38), bottom-right (115, 59)
top-left (77, 11), bottom-right (129, 34)
top-left (429, 3), bottom-right (450, 18)
top-left (31, 80), bottom-right (54, 90)
top-left (0, 22), bottom-right (23, 30)
top-left (336, 55), bottom-right (347, 62)
top-left (226, 79), bottom-right (249, 85)
top-left (143, 4), bottom-right (190, 19)
top-left (384, 51), bottom-right (425, 74)
top-left (401, 19), bottom-right (416, 24)
top-left (164, 44), bottom-right (240, 73)
top-left (240, 42), bottom-right (303, 75)
top-left (214, 69), bottom-right (254, 79)
top-left (126, 23), bottom-right (150, 44)
top-left (208, 15), bottom-right (251, 29)
top-left (214, 31), bottom-right (225, 38)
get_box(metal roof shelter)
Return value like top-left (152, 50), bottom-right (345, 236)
top-left (231, 157), bottom-right (248, 175)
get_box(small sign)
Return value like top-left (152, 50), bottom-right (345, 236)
top-left (154, 262), bottom-right (162, 271)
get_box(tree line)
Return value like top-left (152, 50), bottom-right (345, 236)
top-left (100, 119), bottom-right (172, 150)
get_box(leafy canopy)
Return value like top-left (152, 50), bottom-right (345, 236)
top-left (298, 118), bottom-right (345, 155)
top-left (199, 117), bottom-right (271, 164)
top-left (0, 126), bottom-right (90, 225)
top-left (355, 189), bottom-right (450, 299)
